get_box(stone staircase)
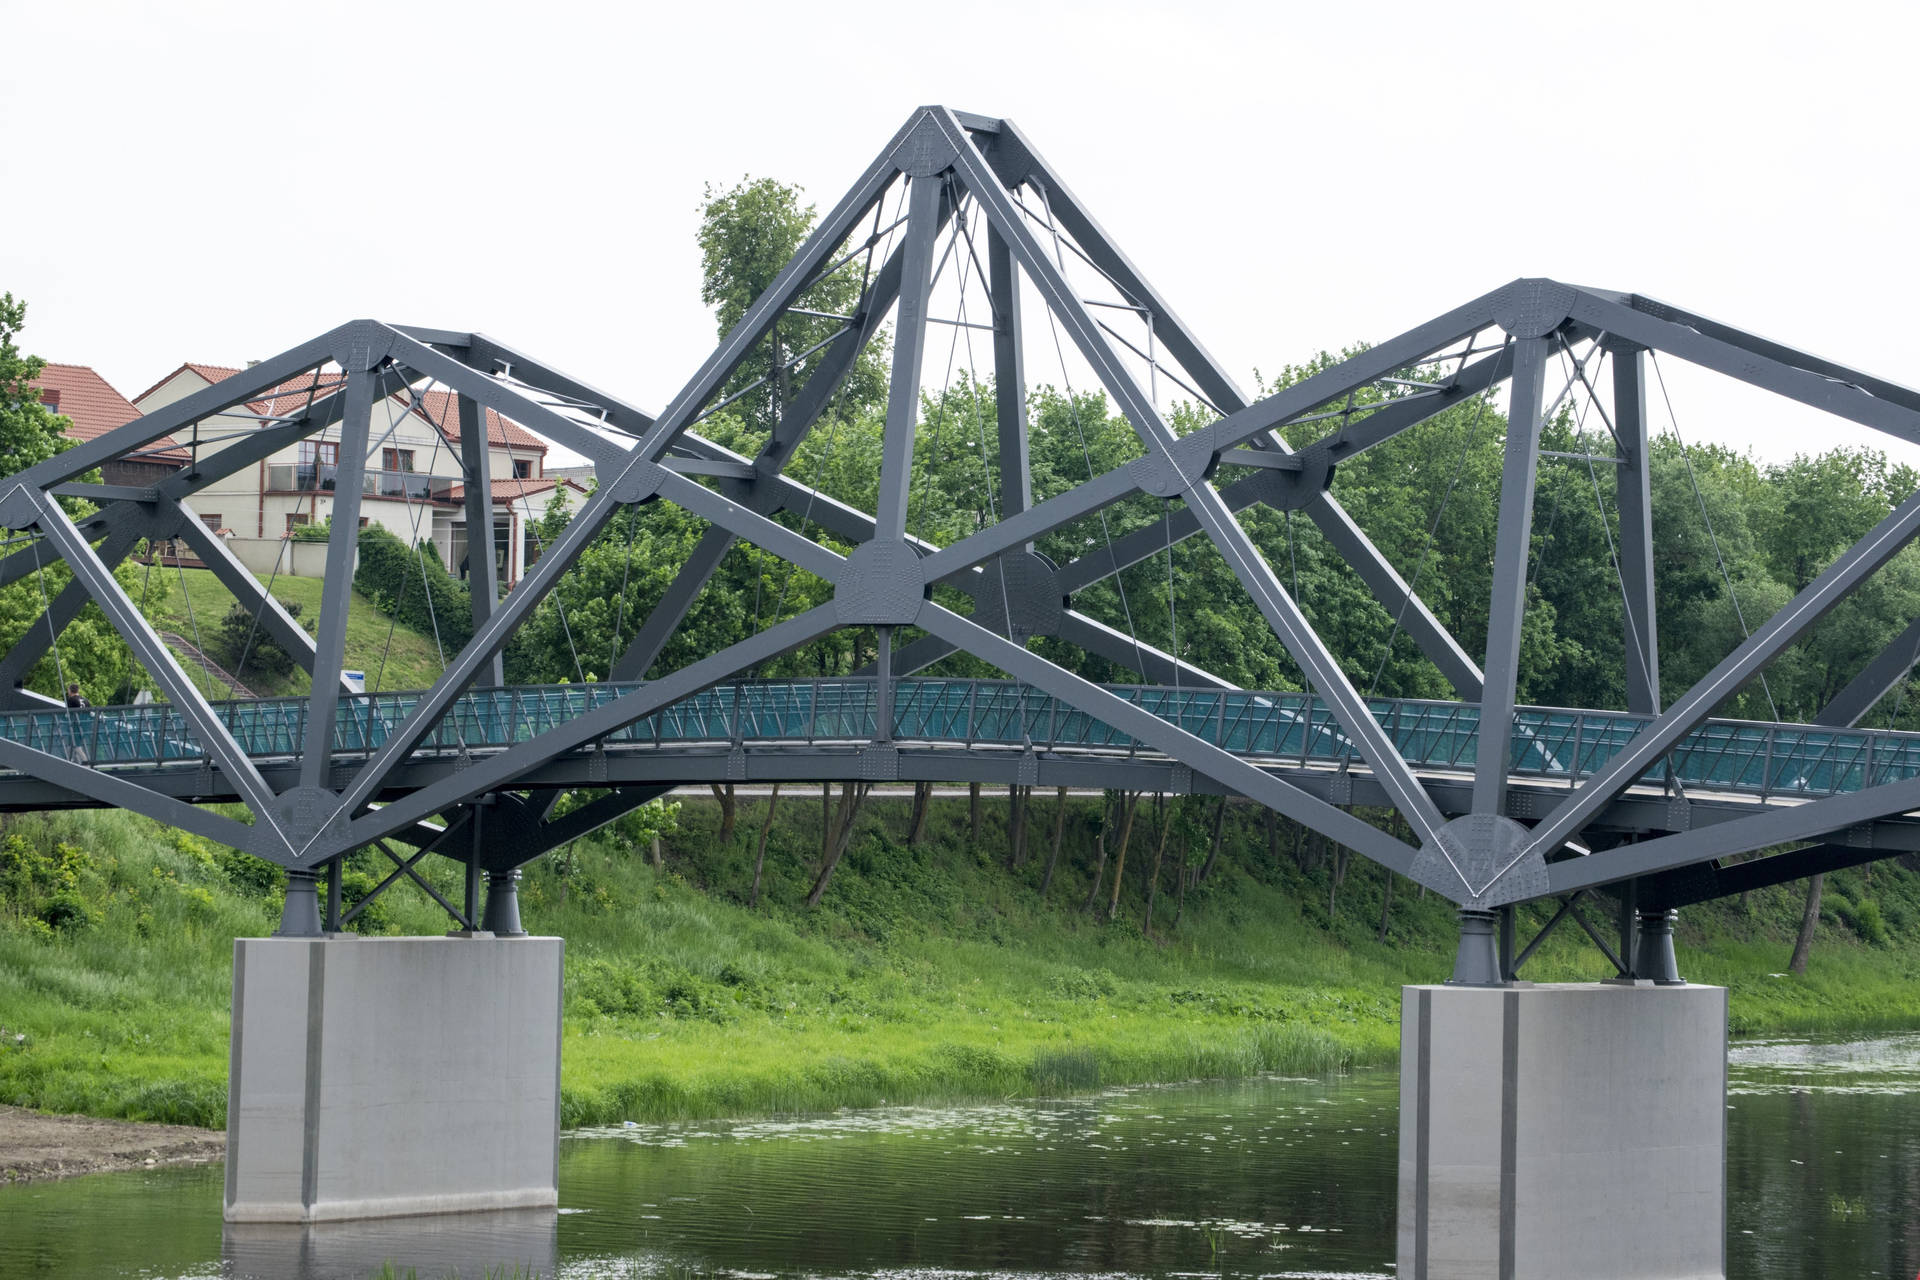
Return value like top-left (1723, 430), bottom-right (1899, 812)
top-left (158, 632), bottom-right (257, 700)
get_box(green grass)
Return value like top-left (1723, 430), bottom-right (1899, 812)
top-left (3, 792), bottom-right (1918, 1131)
top-left (146, 566), bottom-right (448, 698)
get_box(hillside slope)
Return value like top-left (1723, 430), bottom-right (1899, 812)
top-left (2, 791), bottom-right (1918, 1129)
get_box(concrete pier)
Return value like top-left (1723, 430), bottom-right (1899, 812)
top-left (225, 935), bottom-right (564, 1223)
top-left (1398, 982), bottom-right (1727, 1279)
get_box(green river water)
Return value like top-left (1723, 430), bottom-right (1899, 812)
top-left (2, 1033), bottom-right (1915, 1278)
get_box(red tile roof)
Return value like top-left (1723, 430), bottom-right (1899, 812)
top-left (31, 363), bottom-right (189, 461)
top-left (138, 363), bottom-right (548, 453)
top-left (410, 388), bottom-right (549, 454)
top-left (445, 477), bottom-right (588, 504)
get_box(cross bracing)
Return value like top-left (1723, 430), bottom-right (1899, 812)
top-left (3, 107), bottom-right (1920, 952)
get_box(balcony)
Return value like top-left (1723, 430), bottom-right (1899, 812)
top-left (268, 464), bottom-right (458, 502)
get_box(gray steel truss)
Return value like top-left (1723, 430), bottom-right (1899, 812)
top-left (3, 107), bottom-right (1920, 950)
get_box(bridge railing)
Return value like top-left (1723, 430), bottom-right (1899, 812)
top-left (7, 678), bottom-right (1920, 803)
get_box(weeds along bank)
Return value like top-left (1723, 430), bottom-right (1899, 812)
top-left (3, 794), bottom-right (1920, 1130)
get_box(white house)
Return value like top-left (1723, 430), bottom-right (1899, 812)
top-left (132, 364), bottom-right (588, 586)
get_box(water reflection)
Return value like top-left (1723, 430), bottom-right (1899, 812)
top-left (1, 1034), bottom-right (1916, 1278)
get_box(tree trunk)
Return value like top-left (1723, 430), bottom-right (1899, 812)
top-left (1197, 794), bottom-right (1228, 885)
top-left (807, 782), bottom-right (871, 906)
top-left (1789, 873), bottom-right (1824, 975)
top-left (711, 782), bottom-right (737, 842)
top-left (1173, 827), bottom-right (1188, 929)
top-left (1007, 785), bottom-right (1029, 868)
top-left (1040, 786), bottom-right (1069, 894)
top-left (1083, 793), bottom-right (1116, 911)
top-left (1377, 864), bottom-right (1395, 942)
top-left (969, 782), bottom-right (982, 844)
top-left (1106, 791), bottom-right (1141, 920)
top-left (1143, 795), bottom-right (1173, 936)
top-left (821, 782), bottom-right (832, 866)
top-left (650, 833), bottom-right (663, 870)
top-left (907, 781), bottom-right (931, 846)
top-left (1328, 846), bottom-right (1348, 921)
top-left (749, 783), bottom-right (781, 907)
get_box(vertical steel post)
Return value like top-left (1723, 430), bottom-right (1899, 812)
top-left (988, 224), bottom-right (1031, 522)
top-left (875, 174), bottom-right (945, 541)
top-left (325, 858), bottom-right (342, 932)
top-left (1473, 336), bottom-right (1550, 815)
top-left (301, 367), bottom-right (377, 788)
top-left (1612, 344), bottom-right (1661, 714)
top-left (464, 802), bottom-right (483, 931)
top-left (457, 393), bottom-right (505, 687)
top-left (876, 626), bottom-right (894, 742)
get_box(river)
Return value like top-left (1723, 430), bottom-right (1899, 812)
top-left (3, 1032), bottom-right (1916, 1278)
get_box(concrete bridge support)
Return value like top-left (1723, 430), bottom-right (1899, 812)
top-left (1399, 982), bottom-right (1727, 1279)
top-left (224, 935), bottom-right (563, 1222)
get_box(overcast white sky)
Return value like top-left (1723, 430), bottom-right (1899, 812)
top-left (7, 0), bottom-right (1918, 469)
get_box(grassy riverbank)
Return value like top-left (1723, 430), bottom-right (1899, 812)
top-left (3, 793), bottom-right (1919, 1130)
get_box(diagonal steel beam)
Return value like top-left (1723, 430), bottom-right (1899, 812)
top-left (916, 601), bottom-right (1417, 872)
top-left (629, 114), bottom-right (920, 464)
top-left (9, 330), bottom-right (348, 492)
top-left (1567, 290), bottom-right (1920, 447)
top-left (456, 393), bottom-right (504, 686)
top-left (1472, 336), bottom-right (1550, 814)
top-left (1007, 118), bottom-right (1488, 697)
top-left (1515, 482), bottom-right (1920, 876)
top-left (654, 472), bottom-right (847, 586)
top-left (876, 172), bottom-right (945, 540)
top-left (23, 489), bottom-right (292, 859)
top-left (1054, 610), bottom-right (1233, 689)
top-left (0, 738), bottom-right (258, 851)
top-left (1544, 770), bottom-right (1920, 899)
top-left (1816, 616), bottom-right (1920, 728)
top-left (0, 523), bottom-right (146, 704)
top-left (300, 367), bottom-right (376, 788)
top-left (332, 604), bottom-right (841, 856)
top-left (938, 109), bottom-right (1449, 850)
top-left (171, 502), bottom-right (346, 692)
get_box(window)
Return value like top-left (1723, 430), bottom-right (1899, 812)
top-left (298, 441), bottom-right (339, 466)
top-left (383, 448), bottom-right (415, 473)
top-left (286, 513), bottom-right (311, 534)
top-left (39, 389), bottom-right (60, 413)
top-left (199, 513), bottom-right (223, 532)
top-left (512, 459), bottom-right (533, 479)
top-left (358, 517), bottom-right (370, 528)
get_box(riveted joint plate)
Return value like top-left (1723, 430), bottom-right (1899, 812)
top-left (1326, 771), bottom-right (1353, 806)
top-left (860, 745), bottom-right (900, 781)
top-left (1846, 824), bottom-right (1874, 849)
top-left (588, 747), bottom-right (608, 784)
top-left (0, 484), bottom-right (42, 532)
top-left (836, 541), bottom-right (927, 625)
top-left (1169, 763), bottom-right (1192, 795)
top-left (333, 321), bottom-right (395, 372)
top-left (1491, 279), bottom-right (1577, 340)
top-left (893, 113), bottom-right (959, 177)
top-left (1018, 752), bottom-right (1041, 787)
top-left (1128, 440), bottom-right (1211, 499)
top-left (1246, 448), bottom-right (1334, 512)
top-left (726, 748), bottom-right (748, 783)
top-left (604, 459), bottom-right (668, 505)
top-left (1665, 797), bottom-right (1692, 833)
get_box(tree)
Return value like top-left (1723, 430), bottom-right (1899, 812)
top-left (0, 293), bottom-right (170, 704)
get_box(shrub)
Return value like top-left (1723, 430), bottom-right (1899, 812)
top-left (40, 890), bottom-right (96, 933)
top-left (211, 598), bottom-right (307, 678)
top-left (353, 524), bottom-right (473, 650)
top-left (1840, 897), bottom-right (1890, 946)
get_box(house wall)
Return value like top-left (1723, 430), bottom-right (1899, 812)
top-left (135, 371), bottom-right (546, 579)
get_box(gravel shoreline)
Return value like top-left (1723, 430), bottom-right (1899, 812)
top-left (0, 1105), bottom-right (223, 1182)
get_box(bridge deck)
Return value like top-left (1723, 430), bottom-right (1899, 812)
top-left (4, 678), bottom-right (1914, 804)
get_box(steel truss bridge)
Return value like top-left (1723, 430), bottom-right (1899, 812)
top-left (5, 106), bottom-right (1920, 980)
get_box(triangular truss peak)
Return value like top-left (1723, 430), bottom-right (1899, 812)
top-left (4, 108), bottom-right (1920, 933)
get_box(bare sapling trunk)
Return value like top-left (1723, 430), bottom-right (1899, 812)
top-left (1143, 794), bottom-right (1174, 936)
top-left (651, 833), bottom-right (663, 870)
top-left (749, 782), bottom-right (781, 907)
top-left (1197, 794), bottom-right (1228, 885)
top-left (1328, 846), bottom-right (1349, 920)
top-left (711, 782), bottom-right (737, 842)
top-left (907, 781), bottom-right (931, 845)
top-left (1377, 863), bottom-right (1395, 942)
top-left (1007, 785), bottom-right (1028, 868)
top-left (1083, 794), bottom-right (1116, 911)
top-left (1106, 791), bottom-right (1142, 920)
top-left (1790, 873), bottom-right (1824, 974)
top-left (969, 782), bottom-right (982, 844)
top-left (807, 781), bottom-right (871, 906)
top-left (1040, 786), bottom-right (1069, 894)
